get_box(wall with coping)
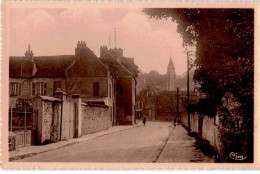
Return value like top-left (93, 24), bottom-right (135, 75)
top-left (33, 96), bottom-right (61, 144)
top-left (81, 104), bottom-right (112, 135)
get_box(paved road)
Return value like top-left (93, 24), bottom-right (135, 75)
top-left (15, 121), bottom-right (212, 162)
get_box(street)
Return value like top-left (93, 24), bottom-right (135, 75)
top-left (15, 121), bottom-right (212, 162)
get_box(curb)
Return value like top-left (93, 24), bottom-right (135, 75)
top-left (9, 123), bottom-right (141, 161)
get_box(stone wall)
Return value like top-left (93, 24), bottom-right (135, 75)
top-left (34, 96), bottom-right (62, 145)
top-left (81, 105), bottom-right (112, 135)
top-left (202, 116), bottom-right (216, 146)
top-left (190, 113), bottom-right (199, 132)
top-left (42, 101), bottom-right (61, 144)
top-left (66, 77), bottom-right (108, 97)
top-left (181, 112), bottom-right (222, 158)
top-left (181, 112), bottom-right (188, 128)
top-left (156, 113), bottom-right (175, 121)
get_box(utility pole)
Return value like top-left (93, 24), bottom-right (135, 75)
top-left (187, 51), bottom-right (190, 133)
top-left (114, 28), bottom-right (117, 48)
top-left (177, 87), bottom-right (179, 124)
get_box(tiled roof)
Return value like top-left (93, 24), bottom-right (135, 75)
top-left (9, 55), bottom-right (75, 78)
top-left (37, 95), bottom-right (62, 102)
top-left (100, 53), bottom-right (133, 77)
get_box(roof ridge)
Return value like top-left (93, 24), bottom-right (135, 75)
top-left (101, 53), bottom-right (133, 77)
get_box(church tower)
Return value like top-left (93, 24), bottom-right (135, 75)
top-left (166, 58), bottom-right (176, 91)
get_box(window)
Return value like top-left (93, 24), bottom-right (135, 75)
top-left (32, 83), bottom-right (35, 96)
top-left (116, 85), bottom-right (123, 96)
top-left (119, 85), bottom-right (123, 96)
top-left (10, 82), bottom-right (21, 96)
top-left (32, 82), bottom-right (47, 96)
top-left (109, 84), bottom-right (111, 98)
top-left (110, 106), bottom-right (112, 121)
top-left (53, 81), bottom-right (62, 93)
top-left (93, 82), bottom-right (99, 96)
top-left (114, 85), bottom-right (116, 97)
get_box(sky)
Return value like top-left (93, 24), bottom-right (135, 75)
top-left (9, 8), bottom-right (188, 75)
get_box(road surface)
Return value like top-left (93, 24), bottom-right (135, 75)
top-left (15, 121), bottom-right (212, 162)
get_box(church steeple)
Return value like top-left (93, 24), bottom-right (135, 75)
top-left (25, 44), bottom-right (33, 61)
top-left (166, 58), bottom-right (176, 91)
top-left (168, 58), bottom-right (174, 67)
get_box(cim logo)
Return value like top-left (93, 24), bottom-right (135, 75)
top-left (229, 152), bottom-right (247, 161)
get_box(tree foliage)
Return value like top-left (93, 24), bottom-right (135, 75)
top-left (143, 8), bottom-right (253, 162)
top-left (143, 8), bottom-right (253, 120)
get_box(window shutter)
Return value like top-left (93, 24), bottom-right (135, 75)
top-left (9, 83), bottom-right (12, 96)
top-left (18, 83), bottom-right (21, 96)
top-left (44, 83), bottom-right (47, 96)
top-left (32, 83), bottom-right (35, 96)
top-left (109, 84), bottom-right (111, 98)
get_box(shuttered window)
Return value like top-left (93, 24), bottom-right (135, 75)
top-left (32, 83), bottom-right (35, 96)
top-left (18, 83), bottom-right (21, 96)
top-left (109, 84), bottom-right (111, 98)
top-left (32, 82), bottom-right (47, 96)
top-left (43, 83), bottom-right (47, 96)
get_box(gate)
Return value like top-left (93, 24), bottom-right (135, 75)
top-left (62, 102), bottom-right (76, 140)
top-left (9, 107), bottom-right (38, 148)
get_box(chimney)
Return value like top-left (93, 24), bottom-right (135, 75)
top-left (75, 41), bottom-right (87, 56)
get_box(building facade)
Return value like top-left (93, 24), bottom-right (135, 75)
top-left (9, 42), bottom-right (138, 148)
top-left (100, 46), bottom-right (138, 125)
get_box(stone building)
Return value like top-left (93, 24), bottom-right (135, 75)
top-left (137, 86), bottom-right (201, 121)
top-left (142, 90), bottom-right (187, 121)
top-left (9, 42), bottom-right (137, 147)
top-left (100, 45), bottom-right (138, 125)
top-left (10, 42), bottom-right (115, 117)
top-left (166, 58), bottom-right (176, 91)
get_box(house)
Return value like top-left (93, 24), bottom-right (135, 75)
top-left (100, 45), bottom-right (138, 125)
top-left (9, 41), bottom-right (137, 147)
top-left (10, 42), bottom-right (115, 117)
top-left (137, 86), bottom-right (200, 121)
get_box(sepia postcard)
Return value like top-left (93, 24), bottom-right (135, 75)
top-left (1, 0), bottom-right (260, 169)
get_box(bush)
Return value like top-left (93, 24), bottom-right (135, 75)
top-left (194, 137), bottom-right (215, 158)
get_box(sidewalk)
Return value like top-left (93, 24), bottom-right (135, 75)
top-left (9, 121), bottom-right (141, 161)
top-left (156, 124), bottom-right (214, 163)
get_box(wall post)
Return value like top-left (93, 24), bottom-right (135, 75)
top-left (54, 90), bottom-right (67, 140)
top-left (72, 95), bottom-right (82, 138)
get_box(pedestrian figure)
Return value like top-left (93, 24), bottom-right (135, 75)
top-left (174, 117), bottom-right (177, 127)
top-left (143, 117), bottom-right (146, 126)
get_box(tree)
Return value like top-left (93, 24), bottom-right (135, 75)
top-left (143, 8), bottom-right (253, 162)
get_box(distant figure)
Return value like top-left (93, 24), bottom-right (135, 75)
top-left (143, 117), bottom-right (146, 126)
top-left (174, 117), bottom-right (177, 127)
